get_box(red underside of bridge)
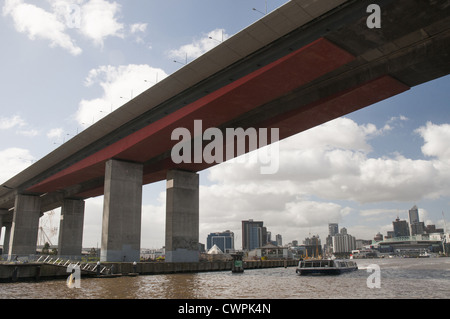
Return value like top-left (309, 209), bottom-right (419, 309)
top-left (28, 37), bottom-right (409, 198)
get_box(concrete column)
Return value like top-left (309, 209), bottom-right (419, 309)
top-left (8, 194), bottom-right (41, 258)
top-left (58, 199), bottom-right (85, 257)
top-left (101, 159), bottom-right (143, 262)
top-left (165, 170), bottom-right (199, 262)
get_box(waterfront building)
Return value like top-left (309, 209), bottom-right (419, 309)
top-left (328, 223), bottom-right (339, 236)
top-left (247, 243), bottom-right (292, 260)
top-left (411, 221), bottom-right (425, 236)
top-left (386, 231), bottom-right (395, 239)
top-left (425, 224), bottom-right (444, 234)
top-left (409, 205), bottom-right (420, 224)
top-left (332, 228), bottom-right (356, 255)
top-left (325, 223), bottom-right (339, 254)
top-left (206, 230), bottom-right (234, 253)
top-left (374, 232), bottom-right (383, 242)
top-left (393, 217), bottom-right (410, 237)
top-left (242, 220), bottom-right (267, 251)
top-left (276, 234), bottom-right (282, 246)
top-left (409, 205), bottom-right (426, 235)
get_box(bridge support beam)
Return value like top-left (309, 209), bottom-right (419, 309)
top-left (8, 194), bottom-right (41, 259)
top-left (165, 170), bottom-right (199, 262)
top-left (58, 199), bottom-right (85, 257)
top-left (101, 159), bottom-right (143, 262)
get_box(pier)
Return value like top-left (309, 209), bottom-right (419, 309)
top-left (0, 259), bottom-right (298, 283)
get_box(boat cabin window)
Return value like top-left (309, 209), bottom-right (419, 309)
top-left (300, 260), bottom-right (334, 268)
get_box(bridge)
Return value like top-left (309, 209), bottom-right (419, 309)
top-left (1, 0), bottom-right (449, 262)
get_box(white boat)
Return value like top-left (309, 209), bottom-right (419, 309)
top-left (295, 259), bottom-right (358, 276)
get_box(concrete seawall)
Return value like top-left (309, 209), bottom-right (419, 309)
top-left (0, 260), bottom-right (298, 283)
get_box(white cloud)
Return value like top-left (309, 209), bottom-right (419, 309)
top-left (79, 0), bottom-right (124, 46)
top-left (168, 28), bottom-right (229, 61)
top-left (206, 118), bottom-right (450, 204)
top-left (130, 22), bottom-right (147, 34)
top-left (47, 127), bottom-right (64, 139)
top-left (129, 22), bottom-right (147, 44)
top-left (0, 147), bottom-right (35, 183)
top-left (416, 122), bottom-right (450, 161)
top-left (3, 0), bottom-right (146, 55)
top-left (194, 117), bottom-right (450, 245)
top-left (76, 64), bottom-right (168, 127)
top-left (0, 115), bottom-right (40, 137)
top-left (17, 129), bottom-right (39, 137)
top-left (0, 115), bottom-right (26, 130)
top-left (3, 0), bottom-right (82, 55)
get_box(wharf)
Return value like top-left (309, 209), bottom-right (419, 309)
top-left (0, 259), bottom-right (297, 283)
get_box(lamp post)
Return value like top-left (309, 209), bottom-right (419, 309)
top-left (252, 1), bottom-right (267, 15)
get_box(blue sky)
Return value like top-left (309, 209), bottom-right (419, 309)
top-left (1, 0), bottom-right (449, 249)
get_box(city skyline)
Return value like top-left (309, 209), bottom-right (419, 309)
top-left (1, 1), bottom-right (450, 250)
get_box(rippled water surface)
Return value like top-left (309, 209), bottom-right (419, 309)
top-left (1, 258), bottom-right (449, 299)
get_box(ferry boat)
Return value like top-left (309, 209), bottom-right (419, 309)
top-left (295, 259), bottom-right (358, 276)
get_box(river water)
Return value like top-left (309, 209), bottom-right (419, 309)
top-left (0, 258), bottom-right (449, 299)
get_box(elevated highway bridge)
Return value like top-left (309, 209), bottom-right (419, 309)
top-left (1, 0), bottom-right (449, 261)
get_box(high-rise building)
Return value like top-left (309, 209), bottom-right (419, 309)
top-left (411, 222), bottom-right (425, 236)
top-left (207, 230), bottom-right (234, 252)
top-left (409, 205), bottom-right (420, 224)
top-left (332, 231), bottom-right (356, 254)
top-left (242, 220), bottom-right (267, 250)
top-left (275, 234), bottom-right (282, 246)
top-left (326, 223), bottom-right (339, 254)
top-left (409, 205), bottom-right (425, 235)
top-left (328, 223), bottom-right (339, 236)
top-left (393, 217), bottom-right (410, 237)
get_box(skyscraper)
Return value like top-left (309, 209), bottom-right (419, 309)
top-left (328, 223), bottom-right (339, 236)
top-left (207, 230), bottom-right (234, 252)
top-left (409, 205), bottom-right (425, 235)
top-left (393, 217), bottom-right (410, 237)
top-left (409, 205), bottom-right (420, 224)
top-left (326, 223), bottom-right (339, 254)
top-left (242, 220), bottom-right (267, 250)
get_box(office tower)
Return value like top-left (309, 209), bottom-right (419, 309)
top-left (326, 223), bottom-right (339, 254)
top-left (242, 220), bottom-right (267, 250)
top-left (276, 234), bottom-right (282, 246)
top-left (409, 205), bottom-right (420, 224)
top-left (207, 230), bottom-right (234, 252)
top-left (409, 205), bottom-right (425, 235)
top-left (393, 217), bottom-right (410, 237)
top-left (332, 232), bottom-right (356, 254)
top-left (328, 223), bottom-right (339, 236)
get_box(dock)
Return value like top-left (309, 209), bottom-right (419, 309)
top-left (0, 259), bottom-right (297, 283)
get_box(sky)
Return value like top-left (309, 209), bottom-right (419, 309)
top-left (1, 0), bottom-right (450, 250)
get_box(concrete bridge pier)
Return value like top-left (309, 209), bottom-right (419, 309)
top-left (100, 159), bottom-right (143, 262)
top-left (8, 194), bottom-right (41, 259)
top-left (165, 170), bottom-right (199, 262)
top-left (58, 199), bottom-right (85, 257)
